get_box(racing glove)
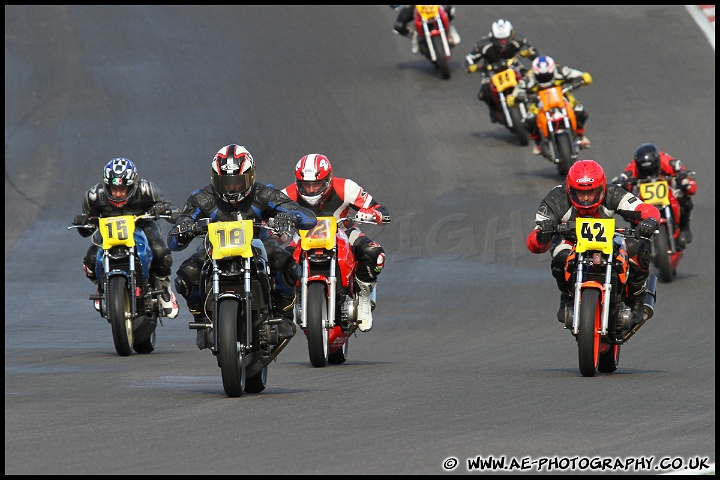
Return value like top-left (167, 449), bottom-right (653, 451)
top-left (355, 207), bottom-right (383, 224)
top-left (636, 218), bottom-right (659, 239)
top-left (73, 213), bottom-right (89, 226)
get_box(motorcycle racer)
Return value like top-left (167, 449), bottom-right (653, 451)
top-left (167, 144), bottom-right (317, 349)
top-left (527, 160), bottom-right (660, 327)
top-left (611, 143), bottom-right (696, 248)
top-left (465, 19), bottom-right (538, 124)
top-left (71, 157), bottom-right (180, 320)
top-left (281, 153), bottom-right (391, 333)
top-left (507, 55), bottom-right (592, 155)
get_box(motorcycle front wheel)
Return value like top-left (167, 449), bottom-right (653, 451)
top-left (578, 289), bottom-right (601, 377)
top-left (108, 276), bottom-right (133, 356)
top-left (306, 282), bottom-right (330, 368)
top-left (431, 35), bottom-right (450, 80)
top-left (654, 227), bottom-right (674, 283)
top-left (556, 133), bottom-right (575, 176)
top-left (218, 299), bottom-right (246, 397)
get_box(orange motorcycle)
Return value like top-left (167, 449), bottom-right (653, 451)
top-left (532, 82), bottom-right (584, 175)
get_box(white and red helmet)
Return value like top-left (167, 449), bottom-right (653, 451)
top-left (295, 154), bottom-right (333, 206)
top-left (532, 55), bottom-right (557, 88)
top-left (211, 144), bottom-right (255, 205)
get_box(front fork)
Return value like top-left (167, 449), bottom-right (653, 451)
top-left (571, 252), bottom-right (612, 336)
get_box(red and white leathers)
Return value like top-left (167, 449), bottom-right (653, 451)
top-left (282, 177), bottom-right (390, 283)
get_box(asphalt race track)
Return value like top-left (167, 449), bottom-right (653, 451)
top-left (5, 6), bottom-right (715, 475)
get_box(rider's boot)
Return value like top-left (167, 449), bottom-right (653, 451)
top-left (557, 293), bottom-right (572, 326)
top-left (627, 281), bottom-right (647, 328)
top-left (678, 213), bottom-right (693, 248)
top-left (449, 24), bottom-right (461, 45)
top-left (193, 313), bottom-right (212, 350)
top-left (155, 275), bottom-right (179, 319)
top-left (273, 292), bottom-right (297, 341)
top-left (355, 278), bottom-right (376, 332)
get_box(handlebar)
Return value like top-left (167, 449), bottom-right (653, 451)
top-left (68, 211), bottom-right (176, 231)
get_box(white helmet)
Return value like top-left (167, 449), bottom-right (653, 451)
top-left (491, 19), bottom-right (514, 49)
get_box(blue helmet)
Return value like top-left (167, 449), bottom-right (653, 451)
top-left (103, 158), bottom-right (138, 207)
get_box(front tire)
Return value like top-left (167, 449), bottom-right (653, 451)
top-left (306, 283), bottom-right (330, 368)
top-left (108, 276), bottom-right (133, 356)
top-left (654, 227), bottom-right (674, 283)
top-left (218, 299), bottom-right (245, 397)
top-left (578, 289), bottom-right (601, 377)
top-left (556, 133), bottom-right (575, 176)
top-left (431, 35), bottom-right (450, 80)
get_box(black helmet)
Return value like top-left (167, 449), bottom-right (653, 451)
top-left (633, 143), bottom-right (661, 178)
top-left (211, 144), bottom-right (256, 205)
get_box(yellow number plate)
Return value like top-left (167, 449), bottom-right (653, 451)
top-left (300, 216), bottom-right (337, 251)
top-left (491, 69), bottom-right (518, 91)
top-left (638, 180), bottom-right (670, 207)
top-left (575, 217), bottom-right (615, 254)
top-left (99, 215), bottom-right (136, 249)
top-left (208, 220), bottom-right (254, 260)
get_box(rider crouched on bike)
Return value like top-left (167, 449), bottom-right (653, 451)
top-left (508, 55), bottom-right (592, 155)
top-left (465, 19), bottom-right (538, 124)
top-left (611, 143), bottom-right (697, 248)
top-left (281, 154), bottom-right (391, 333)
top-left (392, 5), bottom-right (461, 47)
top-left (167, 144), bottom-right (317, 350)
top-left (526, 160), bottom-right (660, 328)
top-left (71, 158), bottom-right (180, 319)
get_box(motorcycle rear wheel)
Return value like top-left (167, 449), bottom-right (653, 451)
top-left (598, 343), bottom-right (620, 373)
top-left (218, 299), bottom-right (246, 397)
top-left (306, 282), bottom-right (330, 368)
top-left (654, 227), bottom-right (674, 283)
top-left (108, 276), bottom-right (133, 357)
top-left (244, 365), bottom-right (268, 393)
top-left (578, 289), bottom-right (601, 377)
top-left (328, 337), bottom-right (349, 365)
top-left (508, 108), bottom-right (530, 146)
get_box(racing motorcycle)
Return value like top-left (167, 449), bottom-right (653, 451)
top-left (531, 81), bottom-right (584, 176)
top-left (68, 212), bottom-right (175, 356)
top-left (485, 57), bottom-right (531, 146)
top-left (409, 5), bottom-right (456, 80)
top-left (549, 218), bottom-right (657, 377)
top-left (629, 178), bottom-right (688, 283)
top-left (172, 212), bottom-right (295, 398)
top-left (291, 216), bottom-right (376, 368)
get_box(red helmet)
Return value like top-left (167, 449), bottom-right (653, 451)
top-left (295, 154), bottom-right (333, 206)
top-left (566, 160), bottom-right (606, 215)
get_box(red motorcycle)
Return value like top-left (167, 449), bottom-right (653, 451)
top-left (632, 178), bottom-right (685, 283)
top-left (292, 216), bottom-right (375, 367)
top-left (411, 5), bottom-right (455, 80)
top-left (486, 57), bottom-right (531, 145)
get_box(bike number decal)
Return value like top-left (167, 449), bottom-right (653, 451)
top-left (491, 70), bottom-right (518, 91)
top-left (638, 180), bottom-right (670, 206)
top-left (416, 5), bottom-right (439, 20)
top-left (208, 220), bottom-right (254, 259)
top-left (300, 216), bottom-right (337, 251)
top-left (575, 217), bottom-right (615, 254)
top-left (99, 215), bottom-right (136, 249)
top-left (537, 86), bottom-right (565, 110)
